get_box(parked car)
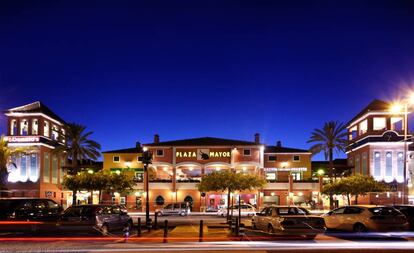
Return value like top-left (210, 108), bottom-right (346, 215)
top-left (57, 204), bottom-right (133, 235)
top-left (392, 205), bottom-right (414, 231)
top-left (323, 205), bottom-right (409, 232)
top-left (252, 205), bottom-right (325, 239)
top-left (205, 206), bottom-right (219, 212)
top-left (217, 204), bottom-right (256, 217)
top-left (157, 203), bottom-right (190, 216)
top-left (0, 198), bottom-right (63, 234)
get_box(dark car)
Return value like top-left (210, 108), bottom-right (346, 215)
top-left (0, 198), bottom-right (63, 234)
top-left (393, 205), bottom-right (414, 231)
top-left (57, 204), bottom-right (133, 235)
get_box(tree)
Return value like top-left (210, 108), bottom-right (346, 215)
top-left (106, 172), bottom-right (134, 196)
top-left (197, 170), bottom-right (266, 220)
top-left (308, 121), bottom-right (348, 209)
top-left (0, 135), bottom-right (25, 194)
top-left (56, 123), bottom-right (101, 206)
top-left (322, 175), bottom-right (387, 205)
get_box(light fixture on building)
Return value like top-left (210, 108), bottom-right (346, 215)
top-left (216, 167), bottom-right (221, 171)
top-left (125, 161), bottom-right (132, 167)
top-left (242, 167), bottom-right (247, 172)
top-left (115, 170), bottom-right (121, 175)
top-left (163, 167), bottom-right (168, 172)
top-left (298, 192), bottom-right (303, 196)
top-left (189, 167), bottom-right (194, 171)
top-left (270, 192), bottom-right (275, 196)
top-left (386, 192), bottom-right (390, 198)
top-left (289, 192), bottom-right (294, 197)
top-left (87, 169), bottom-right (94, 174)
top-left (135, 192), bottom-right (141, 197)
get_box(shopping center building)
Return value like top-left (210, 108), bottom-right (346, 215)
top-left (103, 134), bottom-right (321, 211)
top-left (3, 101), bottom-right (70, 206)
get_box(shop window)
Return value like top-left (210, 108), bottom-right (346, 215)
top-left (373, 117), bottom-right (386, 131)
top-left (20, 154), bottom-right (27, 180)
top-left (243, 149), bottom-right (251, 156)
top-left (359, 120), bottom-right (368, 135)
top-left (265, 172), bottom-right (277, 182)
top-left (268, 155), bottom-right (276, 162)
top-left (391, 117), bottom-right (403, 131)
top-left (29, 153), bottom-right (39, 182)
top-left (32, 119), bottom-right (38, 135)
top-left (385, 152), bottom-right (392, 177)
top-left (293, 155), bottom-right (300, 162)
top-left (113, 156), bottom-right (120, 163)
top-left (291, 172), bottom-right (302, 181)
top-left (44, 121), bottom-right (50, 137)
top-left (10, 119), bottom-right (17, 135)
top-left (134, 172), bottom-right (143, 182)
top-left (156, 149), bottom-right (164, 157)
top-left (43, 153), bottom-right (50, 183)
top-left (155, 195), bottom-right (165, 206)
top-left (20, 119), bottom-right (28, 135)
top-left (373, 152), bottom-right (381, 178)
top-left (397, 152), bottom-right (404, 180)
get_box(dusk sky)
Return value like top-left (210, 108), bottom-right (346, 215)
top-left (1, 0), bottom-right (414, 160)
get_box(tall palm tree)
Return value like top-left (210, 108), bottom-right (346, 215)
top-left (56, 123), bottom-right (101, 206)
top-left (307, 121), bottom-right (348, 209)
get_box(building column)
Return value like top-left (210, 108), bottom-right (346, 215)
top-left (172, 166), bottom-right (177, 192)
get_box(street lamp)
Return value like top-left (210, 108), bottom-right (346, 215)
top-left (391, 94), bottom-right (414, 204)
top-left (142, 147), bottom-right (153, 228)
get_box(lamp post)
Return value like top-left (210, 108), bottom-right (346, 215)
top-left (142, 147), bottom-right (153, 228)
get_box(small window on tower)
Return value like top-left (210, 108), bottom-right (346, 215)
top-left (243, 149), bottom-right (251, 156)
top-left (32, 119), bottom-right (38, 135)
top-left (113, 156), bottom-right (120, 163)
top-left (156, 149), bottom-right (164, 157)
top-left (293, 155), bottom-right (300, 162)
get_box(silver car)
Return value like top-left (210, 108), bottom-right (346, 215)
top-left (252, 206), bottom-right (325, 239)
top-left (157, 203), bottom-right (190, 216)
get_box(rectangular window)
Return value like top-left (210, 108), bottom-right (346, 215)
top-left (373, 152), bottom-right (381, 178)
top-left (361, 152), bottom-right (368, 175)
top-left (291, 172), bottom-right (302, 181)
top-left (32, 119), bottom-right (38, 135)
top-left (397, 152), bottom-right (404, 180)
top-left (355, 154), bottom-right (360, 174)
top-left (20, 120), bottom-right (28, 135)
top-left (373, 117), bottom-right (386, 130)
top-left (359, 120), bottom-right (368, 135)
top-left (391, 117), bottom-right (403, 131)
top-left (52, 155), bottom-right (58, 184)
top-left (243, 149), bottom-right (251, 156)
top-left (137, 156), bottom-right (143, 162)
top-left (60, 158), bottom-right (65, 183)
top-left (268, 155), bottom-right (276, 161)
top-left (29, 153), bottom-right (39, 182)
top-left (385, 152), bottom-right (392, 177)
top-left (43, 153), bottom-right (50, 183)
top-left (44, 121), bottom-right (50, 137)
top-left (61, 129), bottom-right (66, 143)
top-left (293, 155), bottom-right (300, 162)
top-left (52, 126), bottom-right (59, 141)
top-left (156, 149), bottom-right (164, 157)
top-left (10, 120), bottom-right (17, 136)
top-left (20, 154), bottom-right (27, 179)
top-left (349, 126), bottom-right (357, 140)
top-left (113, 156), bottom-right (120, 163)
top-left (265, 172), bottom-right (277, 182)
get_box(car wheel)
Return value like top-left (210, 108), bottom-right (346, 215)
top-left (267, 224), bottom-right (275, 234)
top-left (353, 223), bottom-right (367, 233)
top-left (101, 224), bottom-right (109, 236)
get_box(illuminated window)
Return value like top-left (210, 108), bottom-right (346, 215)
top-left (268, 155), bottom-right (277, 161)
top-left (43, 153), bottom-right (50, 183)
top-left (243, 149), bottom-right (251, 156)
top-left (349, 126), bottom-right (357, 140)
top-left (44, 121), bottom-right (50, 137)
top-left (52, 155), bottom-right (58, 184)
top-left (156, 149), bottom-right (164, 157)
top-left (52, 125), bottom-right (59, 141)
top-left (397, 152), bottom-right (404, 180)
top-left (373, 152), bottom-right (381, 178)
top-left (385, 152), bottom-right (392, 177)
top-left (361, 152), bottom-right (368, 175)
top-left (113, 156), bottom-right (120, 163)
top-left (61, 128), bottom-right (65, 143)
top-left (20, 154), bottom-right (27, 180)
top-left (32, 119), bottom-right (38, 135)
top-left (373, 117), bottom-right (386, 131)
top-left (20, 119), bottom-right (28, 135)
top-left (391, 117), bottom-right (403, 131)
top-left (293, 155), bottom-right (300, 162)
top-left (10, 119), bottom-right (17, 135)
top-left (291, 172), bottom-right (302, 181)
top-left (359, 120), bottom-right (368, 135)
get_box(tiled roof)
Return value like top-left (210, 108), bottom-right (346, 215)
top-left (102, 147), bottom-right (143, 153)
top-left (5, 101), bottom-right (66, 124)
top-left (348, 99), bottom-right (391, 126)
top-left (264, 145), bottom-right (310, 153)
top-left (144, 137), bottom-right (259, 146)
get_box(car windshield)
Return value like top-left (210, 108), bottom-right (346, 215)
top-left (369, 207), bottom-right (401, 216)
top-left (277, 207), bottom-right (306, 215)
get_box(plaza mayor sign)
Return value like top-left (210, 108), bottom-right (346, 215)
top-left (176, 149), bottom-right (231, 160)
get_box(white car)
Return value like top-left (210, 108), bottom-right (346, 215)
top-left (217, 204), bottom-right (256, 217)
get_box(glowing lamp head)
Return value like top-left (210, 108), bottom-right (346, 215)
top-left (317, 169), bottom-right (325, 176)
top-left (87, 169), bottom-right (94, 174)
top-left (163, 166), bottom-right (168, 172)
top-left (115, 170), bottom-right (121, 175)
top-left (189, 166), bottom-right (194, 171)
top-left (143, 147), bottom-right (148, 152)
top-left (242, 167), bottom-right (247, 171)
top-left (391, 103), bottom-right (403, 114)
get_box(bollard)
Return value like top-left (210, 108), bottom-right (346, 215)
top-left (199, 220), bottom-right (203, 242)
top-left (154, 212), bottom-right (158, 230)
top-left (137, 217), bottom-right (141, 237)
top-left (163, 220), bottom-right (168, 243)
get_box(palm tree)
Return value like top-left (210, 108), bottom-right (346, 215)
top-left (307, 121), bottom-right (348, 209)
top-left (56, 123), bottom-right (101, 206)
top-left (0, 135), bottom-right (25, 194)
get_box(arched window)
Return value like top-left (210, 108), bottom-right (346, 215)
top-left (20, 119), bottom-right (28, 135)
top-left (44, 121), bottom-right (50, 137)
top-left (155, 195), bottom-right (165, 206)
top-left (184, 195), bottom-right (193, 204)
top-left (32, 119), bottom-right (38, 135)
top-left (10, 119), bottom-right (17, 135)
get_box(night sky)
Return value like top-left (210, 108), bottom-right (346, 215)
top-left (1, 0), bottom-right (414, 160)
